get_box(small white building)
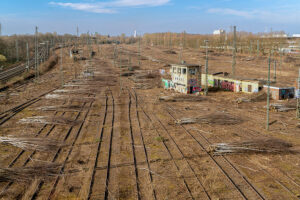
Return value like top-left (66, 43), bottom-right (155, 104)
top-left (292, 34), bottom-right (300, 38)
top-left (213, 29), bottom-right (226, 35)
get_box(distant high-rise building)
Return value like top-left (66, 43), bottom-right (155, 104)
top-left (134, 30), bottom-right (137, 38)
top-left (0, 23), bottom-right (2, 36)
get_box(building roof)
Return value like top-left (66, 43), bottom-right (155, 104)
top-left (210, 73), bottom-right (262, 84)
top-left (263, 85), bottom-right (295, 89)
top-left (171, 63), bottom-right (201, 68)
top-left (263, 82), bottom-right (295, 89)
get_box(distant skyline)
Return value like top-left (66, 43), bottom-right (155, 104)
top-left (0, 0), bottom-right (300, 36)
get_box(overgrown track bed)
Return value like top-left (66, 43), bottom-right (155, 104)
top-left (0, 88), bottom-right (57, 126)
top-left (164, 104), bottom-right (266, 200)
top-left (86, 89), bottom-right (116, 200)
top-left (0, 99), bottom-right (68, 198)
top-left (129, 89), bottom-right (157, 200)
top-left (131, 89), bottom-right (203, 200)
top-left (103, 89), bottom-right (115, 200)
top-left (131, 89), bottom-right (210, 200)
top-left (128, 90), bottom-right (141, 200)
top-left (132, 87), bottom-right (267, 199)
top-left (0, 92), bottom-right (92, 199)
top-left (28, 99), bottom-right (94, 200)
top-left (176, 109), bottom-right (300, 199)
top-left (86, 93), bottom-right (108, 200)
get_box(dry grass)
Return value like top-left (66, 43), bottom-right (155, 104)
top-left (176, 112), bottom-right (243, 125)
top-left (210, 138), bottom-right (294, 155)
top-left (36, 105), bottom-right (82, 112)
top-left (236, 91), bottom-right (267, 103)
top-left (19, 116), bottom-right (82, 126)
top-left (163, 50), bottom-right (177, 54)
top-left (0, 136), bottom-right (64, 152)
top-left (159, 95), bottom-right (204, 102)
top-left (0, 163), bottom-right (61, 183)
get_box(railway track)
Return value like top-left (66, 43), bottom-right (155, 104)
top-left (0, 87), bottom-right (57, 126)
top-left (0, 60), bottom-right (34, 82)
top-left (128, 90), bottom-right (141, 200)
top-left (0, 97), bottom-right (70, 198)
top-left (87, 93), bottom-right (108, 200)
top-left (28, 97), bottom-right (94, 200)
top-left (129, 88), bottom-right (210, 199)
top-left (164, 104), bottom-right (266, 200)
top-left (0, 44), bottom-right (48, 83)
top-left (45, 100), bottom-right (94, 200)
top-left (152, 111), bottom-right (211, 199)
top-left (130, 89), bottom-right (195, 200)
top-left (0, 90), bottom-right (92, 199)
top-left (132, 88), bottom-right (267, 199)
top-left (129, 89), bottom-right (157, 200)
top-left (194, 117), bottom-right (300, 199)
top-left (103, 89), bottom-right (115, 200)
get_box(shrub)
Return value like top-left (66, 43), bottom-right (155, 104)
top-left (0, 54), bottom-right (6, 62)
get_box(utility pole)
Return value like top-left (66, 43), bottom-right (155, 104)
top-left (86, 31), bottom-right (89, 57)
top-left (280, 43), bottom-right (283, 69)
top-left (60, 44), bottom-right (64, 87)
top-left (204, 40), bottom-right (209, 96)
top-left (113, 45), bottom-right (117, 67)
top-left (297, 68), bottom-right (300, 118)
top-left (169, 33), bottom-right (172, 49)
top-left (26, 42), bottom-right (29, 71)
top-left (298, 43), bottom-right (300, 117)
top-left (35, 26), bottom-right (39, 80)
top-left (76, 26), bottom-right (79, 49)
top-left (274, 60), bottom-right (277, 83)
top-left (46, 41), bottom-right (49, 59)
top-left (88, 32), bottom-right (92, 59)
top-left (257, 40), bottom-right (260, 58)
top-left (182, 31), bottom-right (186, 49)
top-left (96, 38), bottom-right (100, 53)
top-left (266, 51), bottom-right (271, 130)
top-left (138, 36), bottom-right (141, 67)
top-left (179, 43), bottom-right (183, 63)
top-left (15, 40), bottom-right (19, 62)
top-left (128, 52), bottom-right (131, 69)
top-left (119, 46), bottom-right (122, 93)
top-left (232, 26), bottom-right (236, 78)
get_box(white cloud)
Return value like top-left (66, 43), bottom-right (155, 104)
top-left (49, 2), bottom-right (116, 13)
top-left (49, 0), bottom-right (170, 13)
top-left (110, 0), bottom-right (170, 7)
top-left (206, 7), bottom-right (300, 24)
top-left (207, 8), bottom-right (254, 18)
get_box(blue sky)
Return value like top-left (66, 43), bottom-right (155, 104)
top-left (0, 0), bottom-right (300, 35)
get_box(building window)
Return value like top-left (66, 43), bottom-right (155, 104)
top-left (182, 68), bottom-right (187, 74)
top-left (189, 68), bottom-right (195, 75)
top-left (173, 67), bottom-right (176, 73)
top-left (178, 68), bottom-right (181, 74)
